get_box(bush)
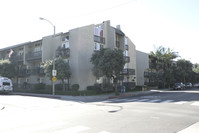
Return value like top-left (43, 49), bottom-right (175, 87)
top-left (34, 83), bottom-right (45, 90)
top-left (72, 84), bottom-right (80, 91)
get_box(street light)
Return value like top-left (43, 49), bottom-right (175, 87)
top-left (39, 17), bottom-right (55, 36)
top-left (39, 17), bottom-right (56, 95)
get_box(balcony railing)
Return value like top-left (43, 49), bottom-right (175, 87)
top-left (144, 72), bottom-right (157, 77)
top-left (94, 35), bottom-right (105, 44)
top-left (26, 51), bottom-right (42, 61)
top-left (10, 54), bottom-right (24, 62)
top-left (56, 47), bottom-right (70, 58)
top-left (18, 67), bottom-right (44, 77)
top-left (122, 68), bottom-right (135, 75)
top-left (124, 56), bottom-right (130, 63)
top-left (125, 45), bottom-right (129, 50)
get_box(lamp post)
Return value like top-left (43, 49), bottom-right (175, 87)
top-left (39, 17), bottom-right (56, 95)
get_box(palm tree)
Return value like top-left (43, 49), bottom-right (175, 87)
top-left (149, 46), bottom-right (178, 88)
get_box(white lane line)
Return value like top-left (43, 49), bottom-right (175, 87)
top-left (191, 102), bottom-right (199, 106)
top-left (174, 101), bottom-right (188, 104)
top-left (148, 99), bottom-right (161, 103)
top-left (53, 125), bottom-right (90, 133)
top-left (161, 100), bottom-right (174, 103)
top-left (136, 99), bottom-right (149, 102)
top-left (125, 99), bottom-right (138, 102)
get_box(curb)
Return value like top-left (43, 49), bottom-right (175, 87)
top-left (12, 92), bottom-right (61, 99)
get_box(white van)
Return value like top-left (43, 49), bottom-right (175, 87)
top-left (0, 77), bottom-right (13, 93)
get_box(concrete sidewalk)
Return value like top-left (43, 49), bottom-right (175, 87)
top-left (177, 122), bottom-right (199, 133)
top-left (12, 89), bottom-right (165, 102)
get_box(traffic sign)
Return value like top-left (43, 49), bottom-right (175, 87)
top-left (52, 70), bottom-right (57, 76)
top-left (52, 76), bottom-right (57, 82)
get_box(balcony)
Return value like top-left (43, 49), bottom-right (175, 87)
top-left (30, 67), bottom-right (45, 75)
top-left (10, 54), bottom-right (24, 62)
top-left (122, 68), bottom-right (135, 75)
top-left (18, 67), bottom-right (44, 77)
top-left (116, 41), bottom-right (120, 48)
top-left (56, 47), bottom-right (70, 58)
top-left (125, 45), bottom-right (129, 50)
top-left (94, 35), bottom-right (105, 44)
top-left (144, 71), bottom-right (157, 77)
top-left (18, 69), bottom-right (31, 77)
top-left (26, 51), bottom-right (42, 61)
top-left (124, 56), bottom-right (130, 63)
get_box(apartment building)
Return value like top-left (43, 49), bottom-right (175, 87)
top-left (0, 20), bottom-right (137, 90)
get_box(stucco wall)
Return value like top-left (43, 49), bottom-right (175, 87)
top-left (136, 50), bottom-right (149, 86)
top-left (69, 24), bottom-right (96, 90)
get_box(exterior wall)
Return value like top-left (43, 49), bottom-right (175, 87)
top-left (42, 34), bottom-right (62, 62)
top-left (136, 50), bottom-right (149, 86)
top-left (69, 24), bottom-right (96, 90)
top-left (124, 37), bottom-right (137, 86)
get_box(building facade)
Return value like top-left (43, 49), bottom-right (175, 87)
top-left (136, 50), bottom-right (149, 86)
top-left (0, 20), bottom-right (137, 90)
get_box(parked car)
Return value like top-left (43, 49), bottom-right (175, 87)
top-left (173, 82), bottom-right (185, 90)
top-left (185, 82), bottom-right (192, 88)
top-left (193, 83), bottom-right (199, 88)
top-left (0, 77), bottom-right (13, 93)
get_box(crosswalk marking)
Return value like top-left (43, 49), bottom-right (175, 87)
top-left (125, 99), bottom-right (138, 102)
top-left (174, 101), bottom-right (187, 104)
top-left (53, 125), bottom-right (90, 133)
top-left (136, 99), bottom-right (149, 102)
top-left (191, 102), bottom-right (199, 106)
top-left (148, 99), bottom-right (161, 103)
top-left (161, 100), bottom-right (174, 103)
top-left (104, 98), bottom-right (199, 107)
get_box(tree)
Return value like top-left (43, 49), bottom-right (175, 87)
top-left (43, 57), bottom-right (71, 90)
top-left (90, 48), bottom-right (125, 95)
top-left (0, 59), bottom-right (16, 78)
top-left (175, 59), bottom-right (193, 83)
top-left (56, 58), bottom-right (71, 90)
top-left (149, 46), bottom-right (178, 88)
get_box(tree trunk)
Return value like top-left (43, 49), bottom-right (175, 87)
top-left (62, 79), bottom-right (65, 91)
top-left (67, 78), bottom-right (70, 90)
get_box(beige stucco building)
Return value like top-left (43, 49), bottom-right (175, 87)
top-left (136, 50), bottom-right (149, 86)
top-left (0, 20), bottom-right (137, 90)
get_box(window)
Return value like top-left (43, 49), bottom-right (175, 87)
top-left (94, 43), bottom-right (104, 51)
top-left (34, 47), bottom-right (41, 52)
top-left (62, 42), bottom-right (69, 48)
top-left (40, 78), bottom-right (44, 83)
top-left (124, 50), bottom-right (128, 56)
top-left (125, 37), bottom-right (128, 45)
top-left (26, 78), bottom-right (29, 83)
top-left (94, 43), bottom-right (100, 51)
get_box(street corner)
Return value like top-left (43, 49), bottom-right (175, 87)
top-left (108, 93), bottom-right (133, 99)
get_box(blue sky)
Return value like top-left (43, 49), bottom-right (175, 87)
top-left (0, 0), bottom-right (198, 63)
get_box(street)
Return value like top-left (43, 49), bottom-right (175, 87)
top-left (1, 89), bottom-right (199, 133)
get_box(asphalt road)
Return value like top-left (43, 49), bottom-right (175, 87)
top-left (0, 88), bottom-right (199, 133)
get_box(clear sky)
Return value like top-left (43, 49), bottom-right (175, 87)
top-left (0, 0), bottom-right (198, 63)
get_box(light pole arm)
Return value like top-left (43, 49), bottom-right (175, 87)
top-left (39, 17), bottom-right (55, 36)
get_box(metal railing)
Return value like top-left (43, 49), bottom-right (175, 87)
top-left (94, 35), bottom-right (105, 44)
top-left (26, 51), bottom-right (42, 61)
top-left (56, 47), bottom-right (70, 58)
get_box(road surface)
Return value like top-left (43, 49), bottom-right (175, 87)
top-left (0, 88), bottom-right (199, 133)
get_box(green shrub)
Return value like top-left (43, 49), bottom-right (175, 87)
top-left (34, 83), bottom-right (45, 90)
top-left (72, 84), bottom-right (80, 91)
